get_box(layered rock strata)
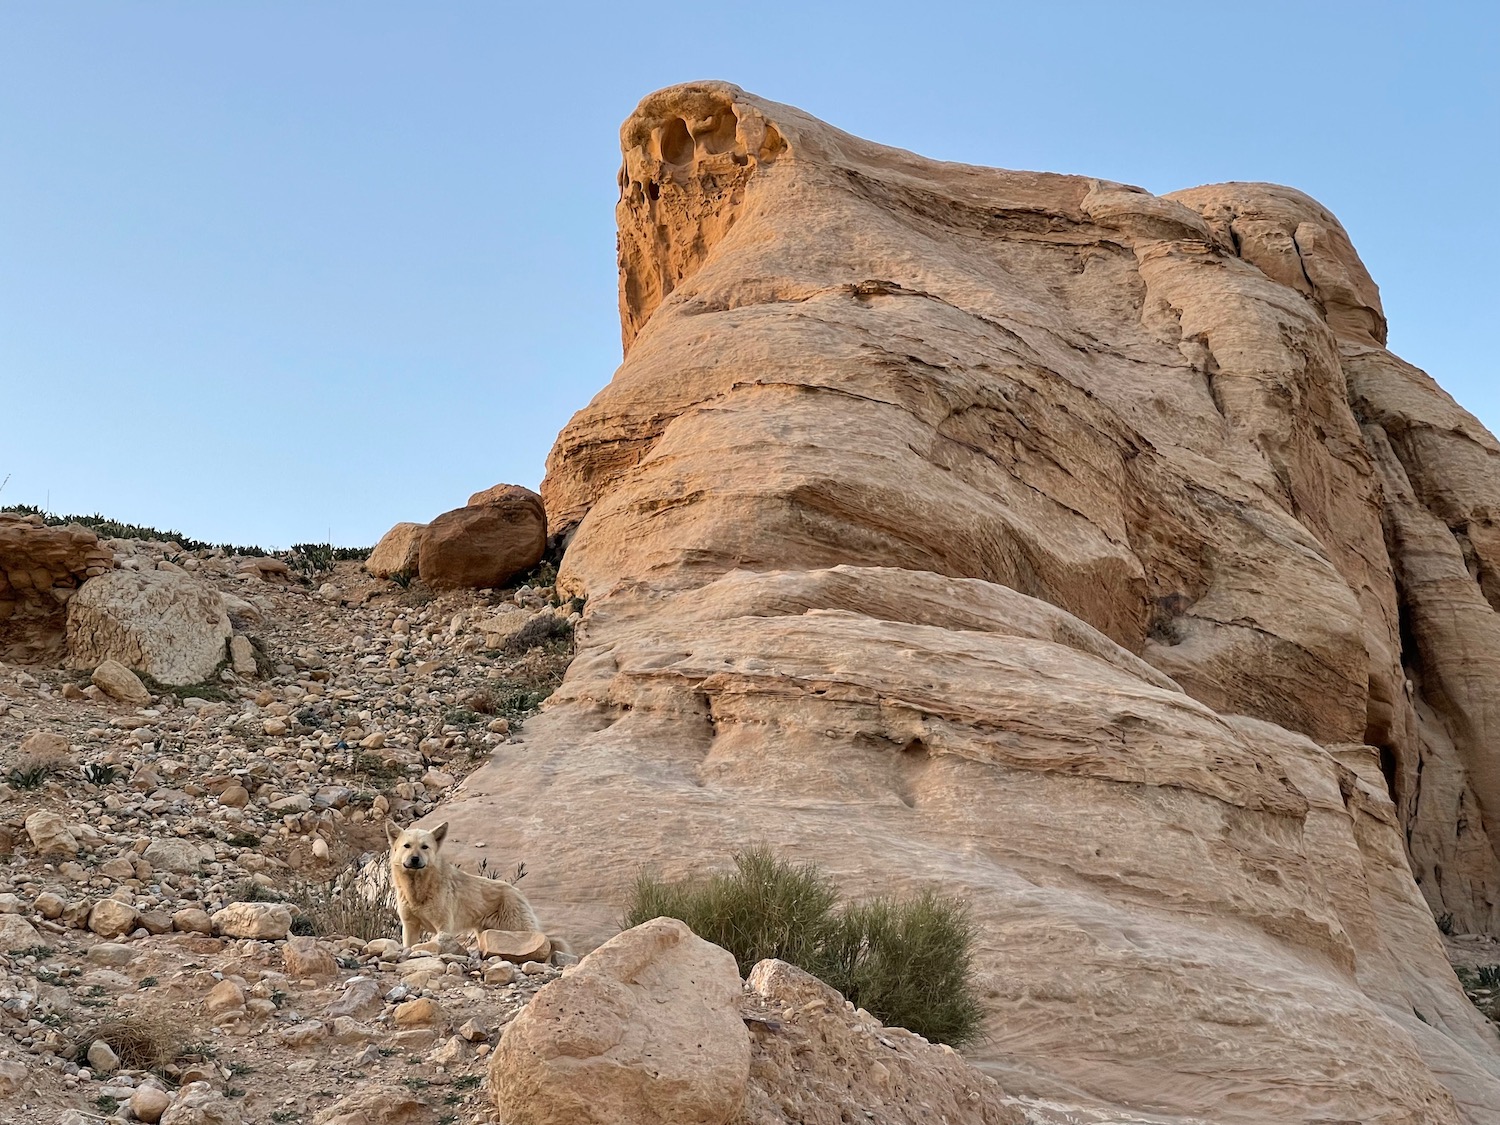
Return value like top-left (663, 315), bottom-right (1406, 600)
top-left (441, 83), bottom-right (1500, 1123)
top-left (0, 515), bottom-right (114, 664)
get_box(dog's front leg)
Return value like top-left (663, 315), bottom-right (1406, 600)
top-left (397, 907), bottom-right (421, 948)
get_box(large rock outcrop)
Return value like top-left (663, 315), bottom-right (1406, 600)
top-left (440, 83), bottom-right (1500, 1123)
top-left (0, 514), bottom-right (114, 663)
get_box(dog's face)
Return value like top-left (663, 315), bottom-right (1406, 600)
top-left (387, 820), bottom-right (448, 871)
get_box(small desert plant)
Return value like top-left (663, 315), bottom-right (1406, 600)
top-left (289, 859), bottom-right (400, 942)
top-left (501, 612), bottom-right (574, 655)
top-left (233, 878), bottom-right (281, 903)
top-left (6, 760), bottom-right (52, 789)
top-left (81, 762), bottom-right (119, 786)
top-left (476, 858), bottom-right (526, 884)
top-left (622, 847), bottom-right (984, 1047)
top-left (1477, 964), bottom-right (1500, 990)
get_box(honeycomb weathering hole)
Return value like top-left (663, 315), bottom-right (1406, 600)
top-left (695, 111), bottom-right (738, 155)
top-left (660, 117), bottom-right (694, 165)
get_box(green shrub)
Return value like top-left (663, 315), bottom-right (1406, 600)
top-left (817, 890), bottom-right (983, 1047)
top-left (624, 848), bottom-right (838, 977)
top-left (622, 847), bottom-right (983, 1047)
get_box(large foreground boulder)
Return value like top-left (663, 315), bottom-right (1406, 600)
top-left (438, 83), bottom-right (1500, 1123)
top-left (67, 569), bottom-right (231, 685)
top-left (417, 486), bottom-right (545, 591)
top-left (0, 513), bottom-right (114, 663)
top-left (489, 918), bottom-right (748, 1125)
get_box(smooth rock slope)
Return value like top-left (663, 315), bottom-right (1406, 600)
top-left (441, 82), bottom-right (1500, 1123)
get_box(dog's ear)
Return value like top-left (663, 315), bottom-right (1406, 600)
top-left (385, 818), bottom-right (400, 845)
top-left (432, 822), bottom-right (449, 845)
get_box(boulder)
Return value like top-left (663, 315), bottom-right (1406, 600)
top-left (366, 522), bottom-right (426, 580)
top-left (159, 1080), bottom-right (241, 1125)
top-left (0, 913), bottom-right (40, 948)
top-left (211, 902), bottom-right (292, 940)
top-left (283, 936), bottom-right (339, 980)
top-left (17, 729), bottom-right (70, 765)
top-left (312, 1087), bottom-right (436, 1125)
top-left (130, 1086), bottom-right (174, 1124)
top-left (228, 635), bottom-right (257, 677)
top-left (91, 658), bottom-right (151, 704)
top-left (476, 929), bottom-right (550, 963)
top-left (418, 489), bottom-right (545, 591)
top-left (0, 513), bottom-right (113, 663)
top-left (24, 810), bottom-right (78, 857)
top-left (467, 483), bottom-right (543, 509)
top-left (237, 556), bottom-right (292, 583)
top-left (87, 899), bottom-right (140, 938)
top-left (67, 569), bottom-right (231, 685)
top-left (439, 83), bottom-right (1500, 1124)
top-left (142, 837), bottom-right (207, 874)
top-left (738, 959), bottom-right (1024, 1125)
top-left (488, 917), bottom-right (748, 1125)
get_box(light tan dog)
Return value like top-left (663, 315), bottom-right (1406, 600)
top-left (386, 820), bottom-right (564, 951)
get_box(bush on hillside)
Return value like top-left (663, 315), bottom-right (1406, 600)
top-left (622, 846), bottom-right (983, 1047)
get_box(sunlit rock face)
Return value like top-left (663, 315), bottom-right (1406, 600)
top-left (443, 83), bottom-right (1500, 1124)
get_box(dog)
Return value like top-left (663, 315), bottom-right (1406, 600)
top-left (386, 820), bottom-right (567, 953)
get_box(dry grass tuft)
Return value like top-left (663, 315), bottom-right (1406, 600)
top-left (290, 855), bottom-right (400, 942)
top-left (82, 1009), bottom-right (191, 1070)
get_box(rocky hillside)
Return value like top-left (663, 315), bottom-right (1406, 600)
top-left (430, 82), bottom-right (1500, 1123)
top-left (0, 536), bottom-right (580, 1124)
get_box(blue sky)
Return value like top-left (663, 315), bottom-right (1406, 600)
top-left (2, 3), bottom-right (1494, 547)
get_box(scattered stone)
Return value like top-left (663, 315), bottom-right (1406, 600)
top-left (204, 979), bottom-right (247, 1015)
top-left (172, 907), bottom-right (214, 934)
top-left (0, 913), bottom-right (40, 948)
top-left (229, 635), bottom-right (258, 677)
top-left (87, 898), bottom-right (140, 938)
top-left (87, 1038), bottom-right (121, 1074)
top-left (131, 1084), bottom-right (174, 1124)
top-left (90, 658), bottom-right (152, 705)
top-left (24, 809), bottom-right (79, 856)
top-left (283, 936), bottom-right (339, 980)
top-left (393, 997), bottom-right (442, 1027)
top-left (0, 1057), bottom-right (29, 1095)
top-left (143, 836), bottom-right (206, 873)
top-left (477, 928), bottom-right (550, 963)
top-left (212, 902), bottom-right (292, 939)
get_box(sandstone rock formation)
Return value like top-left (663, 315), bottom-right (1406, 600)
top-left (0, 514), bottom-right (114, 664)
top-left (66, 569), bottom-right (232, 686)
top-left (365, 522), bottom-right (425, 580)
top-left (417, 487), bottom-right (545, 591)
top-left (437, 83), bottom-right (1500, 1123)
